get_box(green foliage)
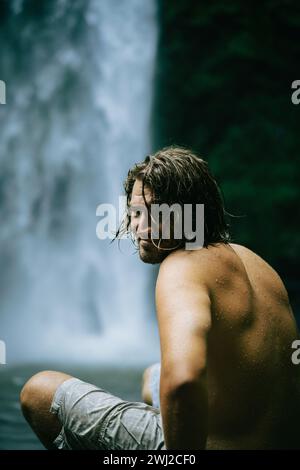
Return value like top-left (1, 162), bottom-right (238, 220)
top-left (153, 0), bottom-right (300, 270)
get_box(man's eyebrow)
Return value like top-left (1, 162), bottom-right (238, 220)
top-left (128, 195), bottom-right (153, 207)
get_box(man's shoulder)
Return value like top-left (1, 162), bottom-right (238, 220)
top-left (159, 242), bottom-right (238, 271)
top-left (157, 242), bottom-right (237, 288)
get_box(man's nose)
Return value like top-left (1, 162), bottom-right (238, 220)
top-left (131, 211), bottom-right (150, 240)
top-left (137, 212), bottom-right (150, 239)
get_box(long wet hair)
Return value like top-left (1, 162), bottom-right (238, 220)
top-left (116, 146), bottom-right (231, 248)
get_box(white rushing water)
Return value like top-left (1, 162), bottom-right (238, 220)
top-left (0, 0), bottom-right (160, 365)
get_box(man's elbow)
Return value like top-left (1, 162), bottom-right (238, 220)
top-left (161, 366), bottom-right (207, 396)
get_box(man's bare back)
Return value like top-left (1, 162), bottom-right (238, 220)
top-left (157, 242), bottom-right (300, 449)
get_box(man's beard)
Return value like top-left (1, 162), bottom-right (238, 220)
top-left (138, 239), bottom-right (179, 264)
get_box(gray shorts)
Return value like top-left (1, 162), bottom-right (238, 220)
top-left (50, 372), bottom-right (165, 450)
top-left (148, 362), bottom-right (161, 409)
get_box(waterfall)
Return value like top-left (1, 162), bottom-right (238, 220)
top-left (0, 0), bottom-right (159, 365)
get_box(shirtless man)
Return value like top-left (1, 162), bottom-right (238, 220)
top-left (20, 146), bottom-right (300, 449)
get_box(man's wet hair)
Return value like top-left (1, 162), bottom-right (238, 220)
top-left (116, 146), bottom-right (231, 248)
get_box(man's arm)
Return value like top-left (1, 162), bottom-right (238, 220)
top-left (155, 252), bottom-right (212, 450)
